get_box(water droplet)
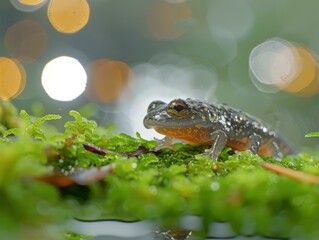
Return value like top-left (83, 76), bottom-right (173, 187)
top-left (211, 181), bottom-right (220, 191)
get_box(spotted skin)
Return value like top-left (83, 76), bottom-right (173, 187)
top-left (143, 98), bottom-right (295, 160)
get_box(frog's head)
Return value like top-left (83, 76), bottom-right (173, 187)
top-left (143, 98), bottom-right (213, 129)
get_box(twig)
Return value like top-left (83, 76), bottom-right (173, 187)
top-left (83, 144), bottom-right (156, 158)
top-left (261, 162), bottom-right (319, 184)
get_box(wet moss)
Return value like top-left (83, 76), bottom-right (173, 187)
top-left (1, 106), bottom-right (319, 239)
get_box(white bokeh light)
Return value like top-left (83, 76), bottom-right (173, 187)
top-left (114, 59), bottom-right (218, 141)
top-left (249, 38), bottom-right (301, 93)
top-left (41, 56), bottom-right (87, 101)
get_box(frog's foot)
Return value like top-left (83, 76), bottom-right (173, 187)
top-left (248, 134), bottom-right (283, 160)
top-left (205, 130), bottom-right (227, 160)
top-left (269, 140), bottom-right (283, 160)
top-left (248, 134), bottom-right (262, 155)
top-left (153, 136), bottom-right (176, 151)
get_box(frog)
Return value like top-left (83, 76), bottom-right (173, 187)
top-left (143, 98), bottom-right (295, 160)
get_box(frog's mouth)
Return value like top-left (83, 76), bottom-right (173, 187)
top-left (143, 115), bottom-right (205, 129)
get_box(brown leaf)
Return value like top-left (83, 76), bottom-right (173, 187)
top-left (36, 165), bottom-right (113, 186)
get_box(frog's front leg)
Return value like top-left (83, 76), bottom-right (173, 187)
top-left (248, 133), bottom-right (262, 155)
top-left (205, 129), bottom-right (227, 160)
top-left (154, 136), bottom-right (176, 151)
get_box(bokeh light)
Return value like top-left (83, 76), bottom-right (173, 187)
top-left (10, 0), bottom-right (47, 12)
top-left (147, 1), bottom-right (192, 40)
top-left (0, 57), bottom-right (26, 100)
top-left (279, 47), bottom-right (318, 96)
top-left (249, 38), bottom-right (298, 93)
top-left (18, 0), bottom-right (45, 5)
top-left (41, 56), bottom-right (87, 101)
top-left (4, 20), bottom-right (47, 63)
top-left (165, 0), bottom-right (185, 3)
top-left (249, 38), bottom-right (319, 96)
top-left (85, 59), bottom-right (134, 102)
top-left (207, 0), bottom-right (254, 39)
top-left (2, 0), bottom-right (319, 149)
top-left (113, 57), bottom-right (218, 141)
top-left (47, 0), bottom-right (90, 34)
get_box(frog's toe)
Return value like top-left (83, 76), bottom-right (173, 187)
top-left (204, 148), bottom-right (219, 160)
top-left (153, 136), bottom-right (176, 151)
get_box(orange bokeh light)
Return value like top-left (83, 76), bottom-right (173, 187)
top-left (148, 1), bottom-right (192, 40)
top-left (4, 20), bottom-right (47, 62)
top-left (275, 47), bottom-right (319, 96)
top-left (18, 0), bottom-right (45, 5)
top-left (85, 59), bottom-right (134, 102)
top-left (0, 57), bottom-right (26, 100)
top-left (47, 0), bottom-right (90, 34)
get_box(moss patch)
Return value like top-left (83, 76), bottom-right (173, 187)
top-left (1, 103), bottom-right (319, 239)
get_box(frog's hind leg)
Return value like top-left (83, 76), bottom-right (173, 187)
top-left (205, 130), bottom-right (227, 160)
top-left (260, 140), bottom-right (283, 160)
top-left (248, 133), bottom-right (262, 155)
top-left (254, 137), bottom-right (283, 160)
top-left (271, 141), bottom-right (283, 159)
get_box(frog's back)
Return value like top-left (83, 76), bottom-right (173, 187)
top-left (211, 102), bottom-right (296, 157)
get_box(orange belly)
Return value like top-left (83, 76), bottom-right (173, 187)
top-left (154, 126), bottom-right (211, 144)
top-left (154, 126), bottom-right (276, 157)
top-left (227, 137), bottom-right (274, 157)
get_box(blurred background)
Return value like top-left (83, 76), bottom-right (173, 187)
top-left (1, 0), bottom-right (319, 149)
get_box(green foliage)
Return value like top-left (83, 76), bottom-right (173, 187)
top-left (305, 132), bottom-right (319, 137)
top-left (3, 107), bottom-right (319, 239)
top-left (63, 232), bottom-right (95, 240)
top-left (104, 132), bottom-right (158, 152)
top-left (3, 110), bottom-right (61, 140)
top-left (65, 110), bottom-right (97, 136)
top-left (0, 101), bottom-right (19, 134)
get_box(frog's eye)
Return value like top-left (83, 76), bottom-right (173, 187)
top-left (147, 100), bottom-right (166, 113)
top-left (167, 99), bottom-right (190, 118)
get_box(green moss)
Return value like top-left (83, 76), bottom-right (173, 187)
top-left (63, 232), bottom-right (95, 240)
top-left (2, 107), bottom-right (319, 239)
